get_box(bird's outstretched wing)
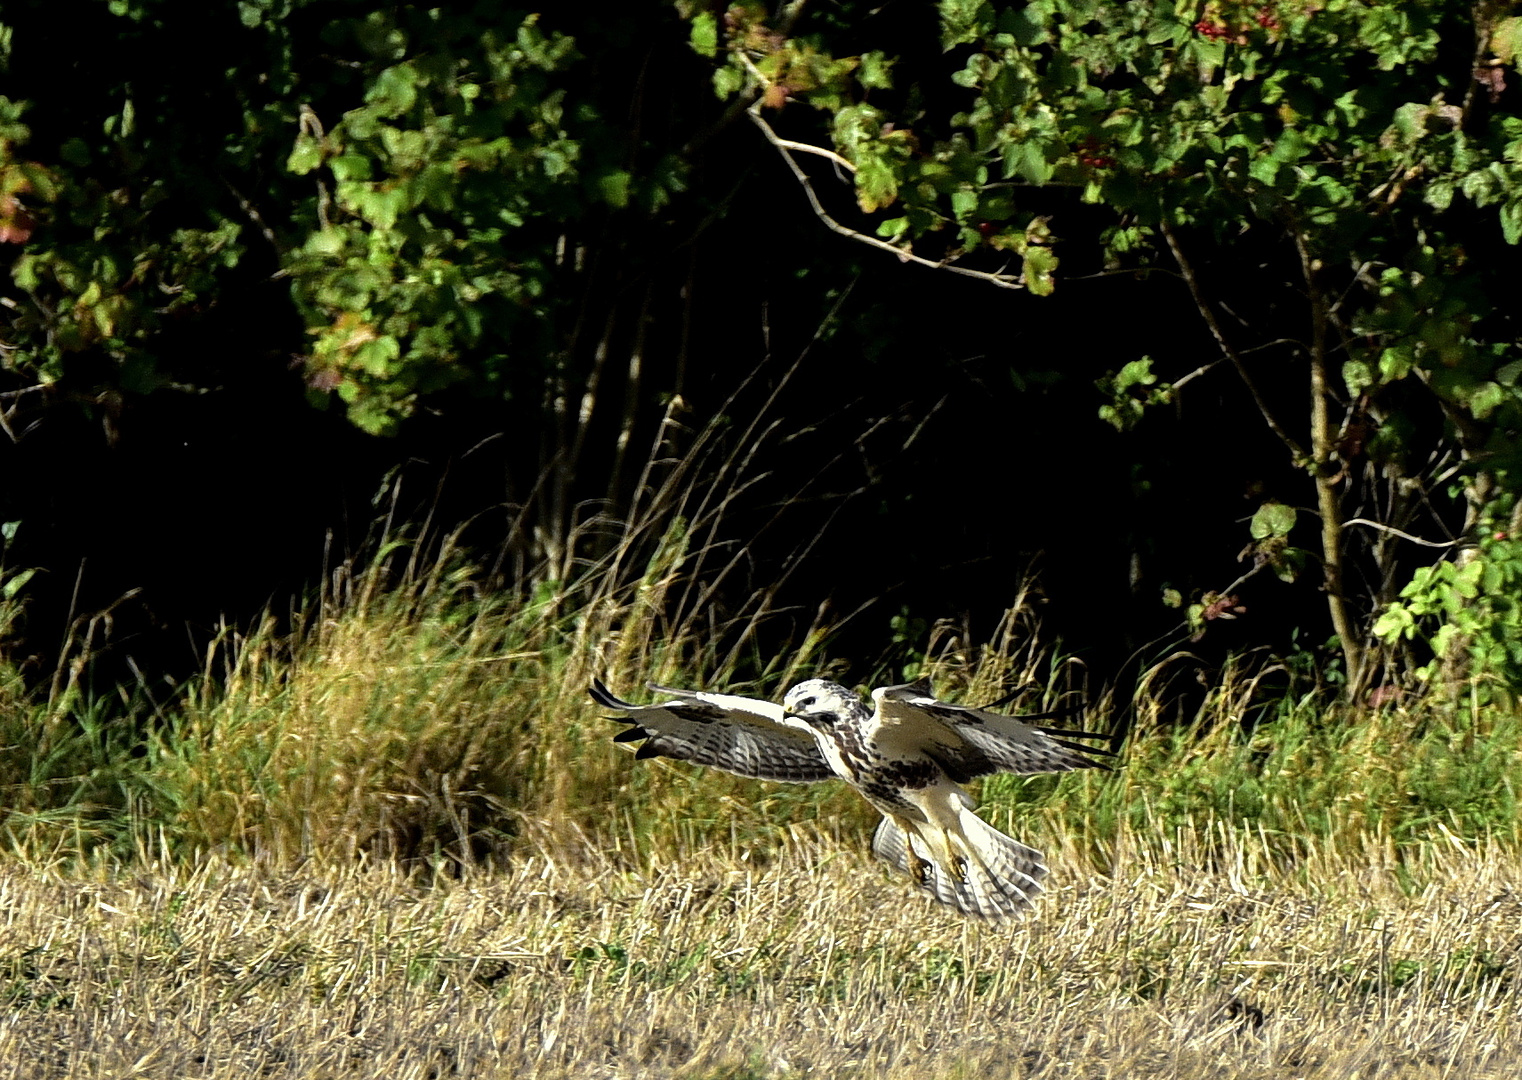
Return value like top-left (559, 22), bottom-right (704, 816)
top-left (590, 679), bottom-right (835, 783)
top-left (869, 680), bottom-right (1113, 783)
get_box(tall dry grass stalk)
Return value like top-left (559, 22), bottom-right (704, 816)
top-left (16, 345), bottom-right (880, 869)
top-left (6, 484), bottom-right (1522, 884)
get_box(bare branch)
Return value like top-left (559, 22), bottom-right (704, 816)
top-left (748, 106), bottom-right (1024, 290)
top-left (222, 178), bottom-right (281, 255)
top-left (1160, 221), bottom-right (1306, 460)
top-left (1342, 518), bottom-right (1463, 549)
top-left (734, 50), bottom-right (1022, 288)
top-left (1169, 358), bottom-right (1225, 392)
top-left (770, 136), bottom-right (857, 174)
top-left (1297, 229), bottom-right (1365, 691)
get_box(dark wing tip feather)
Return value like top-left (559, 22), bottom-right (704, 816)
top-left (1036, 724), bottom-right (1111, 742)
top-left (978, 686), bottom-right (1088, 715)
top-left (1049, 739), bottom-right (1116, 770)
top-left (878, 678), bottom-right (933, 697)
top-left (611, 726), bottom-right (649, 743)
top-left (1042, 733), bottom-right (1118, 758)
top-left (589, 679), bottom-right (636, 710)
top-left (1013, 705), bottom-right (1088, 721)
top-left (977, 685), bottom-right (1030, 711)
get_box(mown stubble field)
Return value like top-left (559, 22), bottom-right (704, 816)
top-left (3, 825), bottom-right (1518, 1080)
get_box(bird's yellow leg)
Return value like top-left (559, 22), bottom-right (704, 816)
top-left (896, 816), bottom-right (932, 886)
top-left (908, 791), bottom-right (971, 885)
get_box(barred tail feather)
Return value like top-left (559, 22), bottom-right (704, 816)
top-left (871, 811), bottom-right (1048, 918)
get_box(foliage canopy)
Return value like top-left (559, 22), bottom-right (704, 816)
top-left (2, 0), bottom-right (1522, 692)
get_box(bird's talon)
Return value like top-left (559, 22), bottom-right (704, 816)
top-left (908, 850), bottom-right (930, 886)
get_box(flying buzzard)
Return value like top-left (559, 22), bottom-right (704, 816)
top-left (589, 677), bottom-right (1111, 918)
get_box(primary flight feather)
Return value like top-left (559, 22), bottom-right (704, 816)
top-left (590, 676), bottom-right (1112, 918)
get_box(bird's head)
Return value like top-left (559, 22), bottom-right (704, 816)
top-left (781, 679), bottom-right (864, 733)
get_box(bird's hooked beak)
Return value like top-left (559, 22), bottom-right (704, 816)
top-left (784, 708), bottom-right (833, 730)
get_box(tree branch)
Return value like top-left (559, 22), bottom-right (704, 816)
top-left (768, 136), bottom-right (857, 174)
top-left (1160, 221), bottom-right (1306, 460)
top-left (1342, 518), bottom-right (1462, 549)
top-left (745, 104), bottom-right (1024, 291)
top-left (1298, 229), bottom-right (1365, 691)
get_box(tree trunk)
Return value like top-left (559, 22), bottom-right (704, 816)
top-left (1299, 234), bottom-right (1365, 693)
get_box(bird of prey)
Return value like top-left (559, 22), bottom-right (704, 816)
top-left (589, 677), bottom-right (1111, 918)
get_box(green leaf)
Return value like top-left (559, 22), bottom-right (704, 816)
top-left (11, 254), bottom-right (40, 292)
top-left (1343, 358), bottom-right (1374, 397)
top-left (713, 64), bottom-right (745, 98)
top-left (58, 137), bottom-right (91, 167)
top-left (355, 334), bottom-right (401, 376)
top-left (1270, 128), bottom-right (1309, 163)
top-left (595, 170), bottom-right (631, 208)
top-left (1274, 547), bottom-right (1310, 584)
top-left (1021, 245), bottom-right (1057, 296)
top-left (1393, 102), bottom-right (1429, 143)
top-left (1502, 198), bottom-right (1522, 245)
top-left (1250, 502), bottom-right (1296, 540)
top-left (859, 51), bottom-right (893, 90)
top-left (939, 0), bottom-right (991, 50)
top-left (287, 133), bottom-right (324, 175)
top-left (1423, 180), bottom-right (1454, 211)
top-left (855, 157), bottom-right (900, 212)
top-left (1, 567), bottom-right (35, 601)
top-left (1373, 604), bottom-right (1416, 641)
top-left (1006, 140), bottom-right (1055, 184)
top-left (304, 228), bottom-right (346, 256)
top-left (1380, 344), bottom-right (1415, 381)
top-left (366, 64), bottom-right (418, 117)
top-left (689, 12), bottom-right (718, 58)
top-left (329, 155), bottom-right (373, 182)
top-left (1469, 382), bottom-right (1507, 419)
top-left (1493, 17), bottom-right (1522, 65)
top-left (1116, 358), bottom-right (1155, 390)
top-left (1001, 6), bottom-right (1049, 46)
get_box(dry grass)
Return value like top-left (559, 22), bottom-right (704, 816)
top-left (3, 822), bottom-right (1520, 1080)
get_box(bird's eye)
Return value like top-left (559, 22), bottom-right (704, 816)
top-left (801, 696), bottom-right (816, 708)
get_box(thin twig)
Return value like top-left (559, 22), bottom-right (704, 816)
top-left (770, 137), bottom-right (857, 173)
top-left (222, 178), bottom-right (281, 254)
top-left (1160, 221), bottom-right (1306, 460)
top-left (749, 105), bottom-right (1024, 290)
top-left (733, 43), bottom-right (1022, 290)
top-left (1170, 358), bottom-right (1224, 392)
top-left (1342, 519), bottom-right (1463, 549)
